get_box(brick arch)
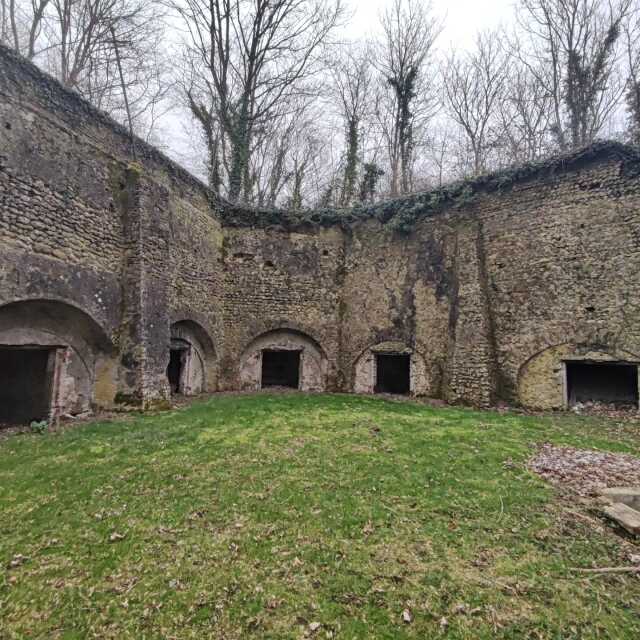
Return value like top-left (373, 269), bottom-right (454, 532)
top-left (170, 308), bottom-right (217, 352)
top-left (0, 298), bottom-right (117, 422)
top-left (239, 328), bottom-right (328, 392)
top-left (352, 341), bottom-right (428, 396)
top-left (241, 320), bottom-right (328, 359)
top-left (171, 319), bottom-right (216, 357)
top-left (0, 296), bottom-right (114, 351)
top-left (517, 342), bottom-right (640, 409)
top-left (169, 319), bottom-right (217, 394)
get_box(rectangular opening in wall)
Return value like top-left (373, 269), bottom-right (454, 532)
top-left (167, 349), bottom-right (185, 394)
top-left (566, 361), bottom-right (639, 407)
top-left (375, 354), bottom-right (410, 395)
top-left (0, 347), bottom-right (54, 426)
top-left (261, 350), bottom-right (300, 389)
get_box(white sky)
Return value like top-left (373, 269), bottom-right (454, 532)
top-left (346, 0), bottom-right (516, 47)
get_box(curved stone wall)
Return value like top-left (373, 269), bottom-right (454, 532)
top-left (2, 44), bottom-right (640, 415)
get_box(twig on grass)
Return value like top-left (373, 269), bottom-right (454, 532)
top-left (571, 567), bottom-right (640, 575)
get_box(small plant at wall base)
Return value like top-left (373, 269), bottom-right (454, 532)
top-left (29, 420), bottom-right (48, 434)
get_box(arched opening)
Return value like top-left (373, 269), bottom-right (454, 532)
top-left (239, 329), bottom-right (327, 392)
top-left (261, 350), bottom-right (301, 388)
top-left (518, 343), bottom-right (640, 409)
top-left (168, 320), bottom-right (215, 395)
top-left (0, 299), bottom-right (116, 425)
top-left (354, 342), bottom-right (427, 396)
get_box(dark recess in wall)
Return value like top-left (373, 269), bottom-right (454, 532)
top-left (262, 351), bottom-right (300, 389)
top-left (0, 347), bottom-right (53, 425)
top-left (566, 361), bottom-right (639, 406)
top-left (375, 354), bottom-right (410, 395)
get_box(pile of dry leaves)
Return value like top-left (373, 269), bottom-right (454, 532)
top-left (570, 401), bottom-right (640, 419)
top-left (528, 443), bottom-right (640, 497)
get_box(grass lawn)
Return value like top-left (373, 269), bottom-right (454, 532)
top-left (1, 394), bottom-right (640, 639)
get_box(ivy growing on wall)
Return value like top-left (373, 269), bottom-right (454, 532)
top-left (220, 140), bottom-right (640, 234)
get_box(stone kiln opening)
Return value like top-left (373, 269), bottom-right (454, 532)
top-left (167, 350), bottom-right (183, 394)
top-left (169, 321), bottom-right (214, 396)
top-left (261, 350), bottom-right (300, 389)
top-left (566, 361), bottom-right (639, 407)
top-left (0, 347), bottom-right (54, 425)
top-left (375, 354), bottom-right (410, 395)
top-left (167, 340), bottom-right (190, 394)
top-left (240, 330), bottom-right (326, 392)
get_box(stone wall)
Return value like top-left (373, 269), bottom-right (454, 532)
top-left (0, 44), bottom-right (222, 413)
top-left (221, 225), bottom-right (344, 390)
top-left (209, 159), bottom-right (640, 409)
top-left (478, 161), bottom-right (640, 407)
top-left (341, 219), bottom-right (453, 398)
top-left (167, 180), bottom-right (224, 393)
top-left (2, 43), bottom-right (640, 418)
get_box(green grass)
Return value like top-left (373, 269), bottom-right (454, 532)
top-left (1, 394), bottom-right (639, 639)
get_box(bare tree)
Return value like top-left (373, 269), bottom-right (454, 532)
top-left (175, 0), bottom-right (344, 203)
top-left (48, 1), bottom-right (169, 134)
top-left (376, 0), bottom-right (441, 196)
top-left (283, 111), bottom-right (326, 209)
top-left (0, 0), bottom-right (50, 57)
top-left (329, 43), bottom-right (373, 206)
top-left (623, 13), bottom-right (640, 144)
top-left (243, 98), bottom-right (321, 208)
top-left (497, 58), bottom-right (555, 163)
top-left (443, 31), bottom-right (507, 175)
top-left (2, 0), bottom-right (170, 140)
top-left (516, 0), bottom-right (632, 150)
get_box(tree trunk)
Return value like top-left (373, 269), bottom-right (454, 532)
top-left (340, 117), bottom-right (359, 206)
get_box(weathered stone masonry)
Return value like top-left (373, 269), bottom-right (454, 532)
top-left (2, 43), bottom-right (640, 422)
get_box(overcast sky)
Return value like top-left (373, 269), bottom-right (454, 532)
top-left (346, 0), bottom-right (516, 46)
top-left (165, 0), bottom-right (519, 174)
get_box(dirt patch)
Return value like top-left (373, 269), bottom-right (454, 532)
top-left (529, 443), bottom-right (640, 497)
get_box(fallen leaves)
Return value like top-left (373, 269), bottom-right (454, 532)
top-left (528, 443), bottom-right (640, 496)
top-left (168, 578), bottom-right (186, 591)
top-left (7, 554), bottom-right (28, 568)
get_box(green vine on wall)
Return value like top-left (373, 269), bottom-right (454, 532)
top-left (218, 140), bottom-right (640, 233)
